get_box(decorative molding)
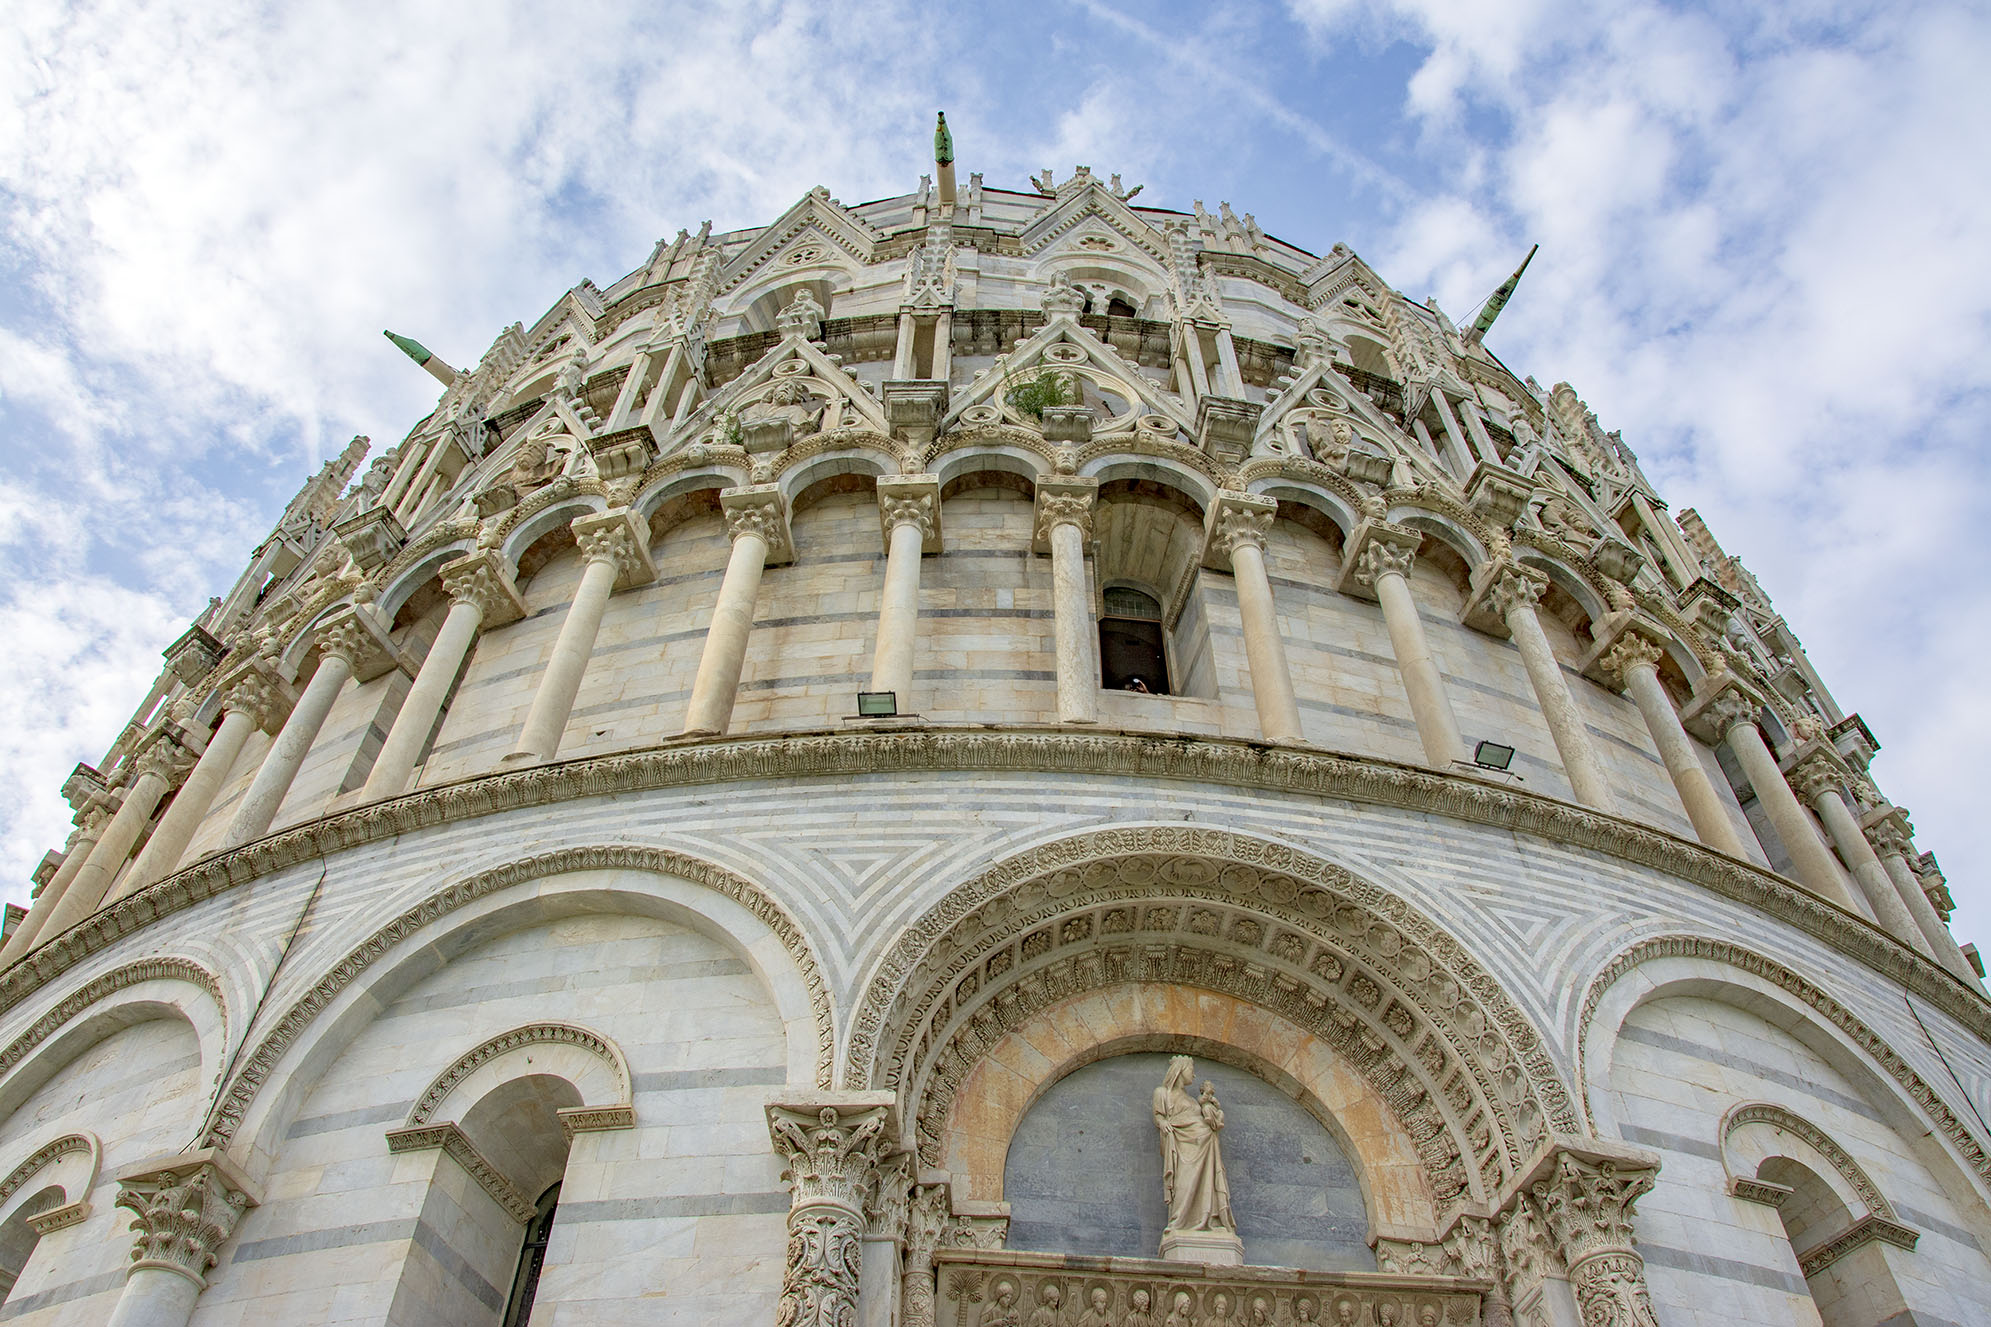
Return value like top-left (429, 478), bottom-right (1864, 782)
top-left (0, 1132), bottom-right (97, 1209)
top-left (1795, 1212), bottom-right (1918, 1279)
top-left (8, 729), bottom-right (1982, 1058)
top-left (385, 1122), bottom-right (536, 1223)
top-left (0, 957), bottom-right (224, 1082)
top-left (558, 1104), bottom-right (637, 1137)
top-left (406, 1022), bottom-right (630, 1127)
top-left (767, 1094), bottom-right (900, 1327)
top-left (1578, 935), bottom-right (1991, 1189)
top-left (198, 845), bottom-right (833, 1152)
top-left (1722, 1102), bottom-right (1894, 1219)
top-left (848, 827), bottom-right (1582, 1214)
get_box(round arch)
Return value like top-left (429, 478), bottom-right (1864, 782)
top-left (375, 541), bottom-right (480, 623)
top-left (498, 493), bottom-right (607, 570)
top-left (1576, 934), bottom-right (1991, 1201)
top-left (1385, 505), bottom-right (1490, 575)
top-left (932, 442), bottom-right (1049, 495)
top-left (1081, 455), bottom-right (1219, 513)
top-left (845, 824), bottom-right (1577, 1218)
top-left (1247, 479), bottom-right (1359, 545)
top-left (0, 957), bottom-right (226, 1120)
top-left (776, 444), bottom-right (893, 510)
top-left (211, 846), bottom-right (835, 1175)
top-left (631, 465), bottom-right (749, 530)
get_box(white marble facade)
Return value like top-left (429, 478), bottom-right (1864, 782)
top-left (1, 143), bottom-right (1986, 1326)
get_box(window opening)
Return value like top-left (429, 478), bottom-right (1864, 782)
top-left (1106, 296), bottom-right (1137, 319)
top-left (501, 1182), bottom-right (561, 1327)
top-left (1100, 587), bottom-right (1170, 694)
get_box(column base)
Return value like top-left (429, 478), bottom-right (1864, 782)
top-left (498, 750), bottom-right (542, 767)
top-left (1159, 1229), bottom-right (1243, 1265)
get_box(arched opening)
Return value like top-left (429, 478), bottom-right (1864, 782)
top-left (1106, 295), bottom-right (1138, 319)
top-left (1756, 1155), bottom-right (1911, 1327)
top-left (501, 1181), bottom-right (561, 1327)
top-left (1003, 1051), bottom-right (1371, 1271)
top-left (0, 1184), bottom-right (61, 1302)
top-left (1344, 334), bottom-right (1393, 379)
top-left (1099, 585), bottom-right (1170, 694)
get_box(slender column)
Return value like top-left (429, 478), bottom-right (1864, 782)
top-left (508, 511), bottom-right (653, 762)
top-left (367, 553), bottom-right (525, 796)
top-left (1459, 399), bottom-right (1501, 465)
top-left (1428, 391), bottom-right (1476, 478)
top-left (1206, 494), bottom-right (1300, 744)
top-left (38, 737), bottom-right (193, 941)
top-left (221, 617), bottom-right (374, 848)
top-left (1599, 636), bottom-right (1748, 856)
top-left (900, 1184), bottom-right (949, 1327)
top-left (1489, 568), bottom-right (1615, 808)
top-left (892, 312), bottom-right (918, 380)
top-left (869, 481), bottom-right (939, 703)
top-left (1867, 813), bottom-right (1978, 982)
top-left (931, 310), bottom-right (953, 382)
top-left (1181, 328), bottom-right (1212, 399)
top-left (1788, 755), bottom-right (1923, 945)
top-left (766, 1097), bottom-right (898, 1327)
top-left (114, 672), bottom-right (280, 901)
top-left (1357, 540), bottom-right (1466, 766)
top-left (107, 1154), bottom-right (256, 1327)
top-left (1213, 326), bottom-right (1245, 397)
top-left (684, 488), bottom-right (790, 736)
top-left (1696, 691), bottom-right (1863, 912)
top-left (1035, 484), bottom-right (1098, 725)
top-left (0, 807), bottom-right (109, 964)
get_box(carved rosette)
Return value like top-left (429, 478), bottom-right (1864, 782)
top-left (768, 1098), bottom-right (898, 1327)
top-left (1531, 1153), bottom-right (1660, 1327)
top-left (115, 1159), bottom-right (254, 1289)
top-left (1354, 539), bottom-right (1416, 589)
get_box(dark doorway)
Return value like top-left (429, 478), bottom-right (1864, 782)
top-left (1100, 587), bottom-right (1170, 694)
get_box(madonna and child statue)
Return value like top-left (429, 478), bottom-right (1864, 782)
top-left (1153, 1055), bottom-right (1245, 1265)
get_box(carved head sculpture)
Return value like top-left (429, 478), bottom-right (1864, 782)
top-left (1418, 1307), bottom-right (1439, 1327)
top-left (1172, 1290), bottom-right (1193, 1315)
top-left (1376, 1303), bottom-right (1397, 1327)
top-left (1249, 1297), bottom-right (1272, 1325)
top-left (1211, 1291), bottom-right (1231, 1317)
top-left (1333, 1298), bottom-right (1357, 1325)
top-left (1090, 1287), bottom-right (1111, 1314)
top-left (1295, 1296), bottom-right (1318, 1322)
top-left (1163, 1055), bottom-right (1195, 1092)
top-left (993, 1280), bottom-right (1016, 1308)
top-left (1132, 1289), bottom-right (1152, 1312)
top-left (1041, 1284), bottom-right (1061, 1307)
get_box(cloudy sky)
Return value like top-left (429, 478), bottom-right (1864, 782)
top-left (3, 1), bottom-right (1988, 953)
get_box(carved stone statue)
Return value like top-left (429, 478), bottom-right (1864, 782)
top-left (1076, 1285), bottom-right (1114, 1327)
top-left (1123, 1287), bottom-right (1156, 1327)
top-left (1026, 1282), bottom-right (1064, 1327)
top-left (1153, 1057), bottom-right (1241, 1264)
top-left (982, 1278), bottom-right (1022, 1327)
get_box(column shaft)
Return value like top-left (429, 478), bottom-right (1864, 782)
top-left (0, 819), bottom-right (102, 963)
top-left (1375, 569), bottom-right (1465, 766)
top-left (104, 1266), bottom-right (201, 1327)
top-left (870, 519), bottom-right (925, 700)
top-left (1229, 541), bottom-right (1302, 743)
top-left (684, 532), bottom-right (770, 735)
top-left (1504, 600), bottom-right (1614, 809)
top-left (38, 770), bottom-right (170, 939)
top-left (1049, 520), bottom-right (1096, 724)
top-left (115, 710), bottom-right (256, 901)
top-left (365, 598), bottom-right (482, 796)
top-left (1621, 663), bottom-right (1747, 854)
top-left (508, 555), bottom-right (617, 762)
top-left (892, 312), bottom-right (918, 380)
top-left (1813, 790), bottom-right (1923, 946)
top-left (1877, 849), bottom-right (1978, 982)
top-left (1725, 723), bottom-right (1862, 912)
top-left (222, 654), bottom-right (353, 848)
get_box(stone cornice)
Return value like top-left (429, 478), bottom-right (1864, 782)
top-left (2, 727), bottom-right (1981, 1041)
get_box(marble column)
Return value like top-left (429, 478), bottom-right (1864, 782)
top-left (365, 551), bottom-right (525, 797)
top-left (1528, 1148), bottom-right (1664, 1327)
top-left (1788, 751), bottom-right (1924, 946)
top-left (36, 735), bottom-right (194, 943)
top-left (508, 510), bottom-right (655, 763)
top-left (1598, 635), bottom-right (1748, 856)
top-left (222, 613), bottom-right (380, 849)
top-left (1034, 480), bottom-right (1099, 725)
top-left (1865, 811), bottom-right (1979, 983)
top-left (1690, 688), bottom-right (1863, 913)
top-left (0, 804), bottom-right (110, 965)
top-left (869, 477), bottom-right (941, 705)
top-left (766, 1096), bottom-right (899, 1327)
top-left (107, 1153), bottom-right (256, 1327)
top-left (115, 668), bottom-right (288, 902)
top-left (684, 486), bottom-right (791, 736)
top-left (1354, 536), bottom-right (1465, 766)
top-left (1488, 566), bottom-right (1614, 810)
top-left (1205, 492), bottom-right (1301, 744)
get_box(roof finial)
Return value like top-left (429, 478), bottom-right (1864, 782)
top-left (1465, 244), bottom-right (1537, 346)
top-left (383, 330), bottom-right (458, 386)
top-left (934, 112), bottom-right (956, 210)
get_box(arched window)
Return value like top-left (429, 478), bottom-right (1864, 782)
top-left (502, 1182), bottom-right (561, 1327)
top-left (1100, 586), bottom-right (1170, 695)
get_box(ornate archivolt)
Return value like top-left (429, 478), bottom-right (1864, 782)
top-left (1721, 1101), bottom-right (1895, 1218)
top-left (845, 825), bottom-right (1579, 1218)
top-left (202, 844), bottom-right (835, 1158)
top-left (0, 1132), bottom-right (98, 1234)
top-left (1576, 934), bottom-right (1991, 1191)
top-left (0, 956), bottom-right (225, 1090)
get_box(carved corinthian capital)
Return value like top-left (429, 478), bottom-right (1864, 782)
top-left (1355, 539), bottom-right (1415, 588)
top-left (1201, 491), bottom-right (1277, 571)
top-left (218, 661), bottom-right (293, 735)
top-left (1032, 489), bottom-right (1096, 546)
top-left (569, 508), bottom-right (659, 590)
top-left (1594, 632), bottom-right (1664, 691)
top-left (1788, 750), bottom-right (1851, 807)
top-left (768, 1094), bottom-right (900, 1327)
top-left (720, 484), bottom-right (797, 565)
top-left (1531, 1150), bottom-right (1662, 1327)
top-left (114, 1151), bottom-right (258, 1289)
top-left (439, 549), bottom-right (528, 628)
top-left (1487, 565), bottom-right (1546, 619)
top-left (877, 474), bottom-right (943, 553)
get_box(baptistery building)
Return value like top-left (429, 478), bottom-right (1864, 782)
top-left (2, 126), bottom-right (1987, 1327)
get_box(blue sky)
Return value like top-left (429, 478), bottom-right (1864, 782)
top-left (4, 0), bottom-right (1989, 954)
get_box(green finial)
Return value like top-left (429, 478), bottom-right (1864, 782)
top-left (934, 112), bottom-right (954, 166)
top-left (383, 330), bottom-right (433, 366)
top-left (1467, 245), bottom-right (1538, 343)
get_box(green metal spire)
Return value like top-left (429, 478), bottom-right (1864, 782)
top-left (1466, 244), bottom-right (1538, 344)
top-left (934, 112), bottom-right (954, 166)
top-left (383, 330), bottom-right (433, 366)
